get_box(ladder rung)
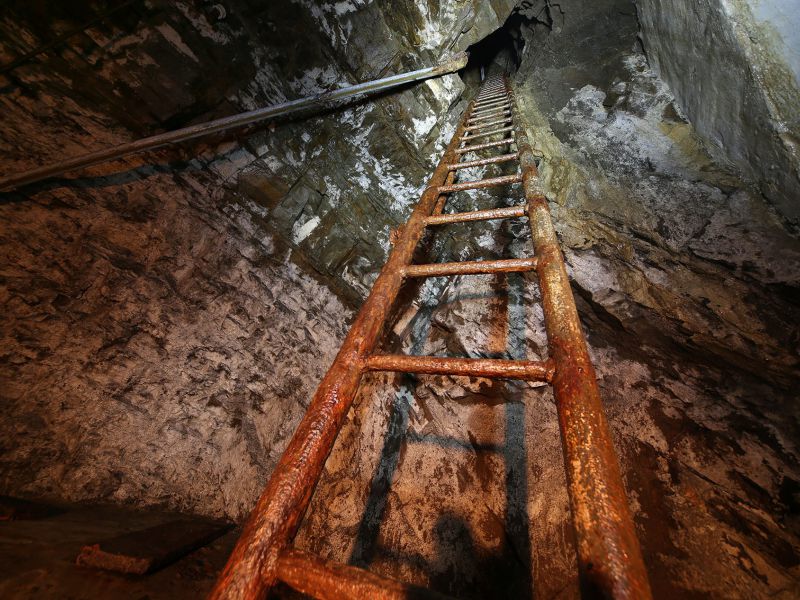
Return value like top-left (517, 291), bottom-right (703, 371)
top-left (474, 95), bottom-right (507, 105)
top-left (474, 99), bottom-right (508, 109)
top-left (403, 257), bottom-right (537, 277)
top-left (456, 138), bottom-right (516, 154)
top-left (448, 152), bottom-right (519, 170)
top-left (465, 117), bottom-right (510, 131)
top-left (436, 173), bottom-right (522, 193)
top-left (470, 109), bottom-right (510, 122)
top-left (467, 110), bottom-right (511, 123)
top-left (276, 548), bottom-right (455, 600)
top-left (472, 94), bottom-right (511, 104)
top-left (365, 354), bottom-right (554, 382)
top-left (425, 204), bottom-right (527, 225)
top-left (462, 126), bottom-right (514, 141)
top-left (472, 99), bottom-right (510, 112)
top-left (471, 102), bottom-right (510, 113)
top-left (476, 91), bottom-right (507, 99)
top-left (473, 100), bottom-right (509, 111)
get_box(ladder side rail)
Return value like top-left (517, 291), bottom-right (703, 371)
top-left (506, 78), bottom-right (653, 600)
top-left (207, 100), bottom-right (477, 600)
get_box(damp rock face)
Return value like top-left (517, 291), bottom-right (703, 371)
top-left (0, 1), bottom-right (520, 519)
top-left (1, 0), bottom-right (520, 300)
top-left (0, 170), bottom-right (351, 520)
top-left (1, 1), bottom-right (799, 600)
top-left (635, 0), bottom-right (800, 228)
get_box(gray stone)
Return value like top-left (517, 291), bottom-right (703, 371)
top-left (635, 0), bottom-right (800, 229)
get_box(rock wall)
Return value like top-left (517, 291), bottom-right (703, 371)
top-left (635, 0), bottom-right (800, 229)
top-left (1, 1), bottom-right (799, 598)
top-left (0, 1), bottom-right (520, 519)
top-left (1, 0), bottom-right (520, 299)
top-left (0, 169), bottom-right (351, 520)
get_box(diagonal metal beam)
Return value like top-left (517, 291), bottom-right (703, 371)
top-left (0, 52), bottom-right (469, 192)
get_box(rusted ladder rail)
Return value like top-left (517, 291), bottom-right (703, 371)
top-left (208, 75), bottom-right (652, 599)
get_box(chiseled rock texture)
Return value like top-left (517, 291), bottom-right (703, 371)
top-left (0, 0), bottom-right (518, 519)
top-left (0, 0), bottom-right (518, 300)
top-left (1, 1), bottom-right (799, 599)
top-left (0, 170), bottom-right (351, 520)
top-left (635, 0), bottom-right (800, 229)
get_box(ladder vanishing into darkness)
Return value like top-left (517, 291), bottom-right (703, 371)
top-left (209, 75), bottom-right (653, 600)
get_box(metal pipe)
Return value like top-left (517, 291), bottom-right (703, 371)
top-left (0, 52), bottom-right (468, 192)
top-left (365, 355), bottom-right (554, 382)
top-left (507, 77), bottom-right (653, 599)
top-left (206, 78), bottom-right (476, 600)
top-left (424, 204), bottom-right (526, 225)
top-left (275, 549), bottom-right (454, 600)
top-left (402, 256), bottom-right (537, 277)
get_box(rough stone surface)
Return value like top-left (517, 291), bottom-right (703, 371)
top-left (1, 1), bottom-right (799, 599)
top-left (0, 0), bottom-right (519, 300)
top-left (0, 1), bottom-right (520, 520)
top-left (635, 0), bottom-right (800, 229)
top-left (0, 170), bottom-right (350, 521)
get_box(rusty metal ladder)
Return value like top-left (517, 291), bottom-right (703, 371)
top-left (209, 75), bottom-right (653, 600)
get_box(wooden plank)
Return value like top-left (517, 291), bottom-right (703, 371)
top-left (76, 518), bottom-right (232, 575)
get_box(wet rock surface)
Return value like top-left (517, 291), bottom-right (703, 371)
top-left (635, 0), bottom-right (800, 229)
top-left (0, 1), bottom-right (518, 518)
top-left (1, 1), bottom-right (799, 599)
top-left (1, 0), bottom-right (518, 300)
top-left (0, 170), bottom-right (350, 521)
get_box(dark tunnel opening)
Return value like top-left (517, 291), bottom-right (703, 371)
top-left (460, 4), bottom-right (557, 87)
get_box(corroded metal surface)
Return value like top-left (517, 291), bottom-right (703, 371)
top-left (468, 108), bottom-right (511, 121)
top-left (276, 549), bottom-right (454, 600)
top-left (507, 76), bottom-right (653, 599)
top-left (474, 91), bottom-right (506, 101)
top-left (464, 117), bottom-right (511, 130)
top-left (455, 137), bottom-right (516, 154)
top-left (365, 354), bottom-right (554, 382)
top-left (435, 172), bottom-right (522, 193)
top-left (470, 101), bottom-right (511, 112)
top-left (461, 125), bottom-right (515, 140)
top-left (403, 256), bottom-right (537, 277)
top-left (446, 152), bottom-right (519, 170)
top-left (470, 103), bottom-right (510, 114)
top-left (424, 204), bottom-right (526, 225)
top-left (0, 53), bottom-right (468, 192)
